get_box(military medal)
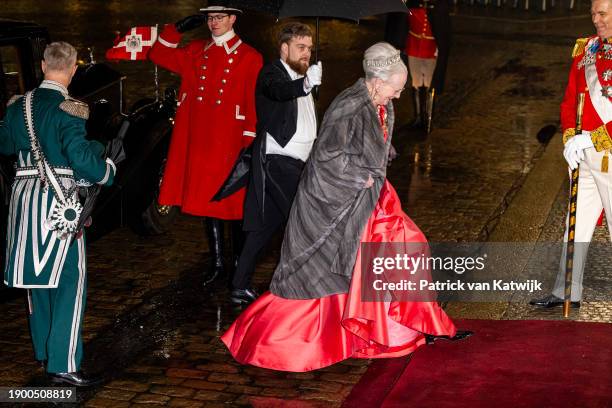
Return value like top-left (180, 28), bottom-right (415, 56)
top-left (601, 85), bottom-right (612, 98)
top-left (580, 39), bottom-right (599, 68)
top-left (579, 52), bottom-right (596, 69)
top-left (603, 69), bottom-right (612, 81)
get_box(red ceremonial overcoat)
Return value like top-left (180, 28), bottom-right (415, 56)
top-left (149, 25), bottom-right (262, 219)
top-left (405, 8), bottom-right (437, 59)
top-left (561, 36), bottom-right (612, 152)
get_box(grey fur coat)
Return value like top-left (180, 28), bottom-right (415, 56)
top-left (270, 78), bottom-right (393, 299)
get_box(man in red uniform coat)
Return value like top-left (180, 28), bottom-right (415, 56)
top-left (386, 0), bottom-right (450, 133)
top-left (149, 0), bottom-right (263, 285)
top-left (531, 0), bottom-right (612, 308)
top-left (404, 0), bottom-right (450, 132)
top-left (406, 5), bottom-right (437, 91)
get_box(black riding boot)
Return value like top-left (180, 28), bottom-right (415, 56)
top-left (410, 87), bottom-right (423, 128)
top-left (419, 86), bottom-right (429, 127)
top-left (203, 218), bottom-right (224, 286)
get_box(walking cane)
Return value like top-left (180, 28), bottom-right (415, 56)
top-left (563, 92), bottom-right (585, 318)
top-left (425, 88), bottom-right (435, 134)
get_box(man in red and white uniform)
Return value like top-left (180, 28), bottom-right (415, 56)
top-left (402, 0), bottom-right (450, 132)
top-left (406, 5), bottom-right (437, 92)
top-left (149, 0), bottom-right (263, 285)
top-left (531, 0), bottom-right (612, 308)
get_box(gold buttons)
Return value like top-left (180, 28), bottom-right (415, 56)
top-left (200, 75), bottom-right (206, 80)
top-left (224, 68), bottom-right (230, 73)
top-left (221, 79), bottom-right (227, 84)
top-left (196, 96), bottom-right (203, 101)
top-left (202, 66), bottom-right (207, 70)
top-left (199, 86), bottom-right (204, 91)
top-left (219, 89), bottom-right (224, 94)
top-left (204, 55), bottom-right (209, 59)
top-left (228, 58), bottom-right (234, 64)
top-left (216, 100), bottom-right (221, 105)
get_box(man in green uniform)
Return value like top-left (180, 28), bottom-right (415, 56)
top-left (0, 42), bottom-right (115, 386)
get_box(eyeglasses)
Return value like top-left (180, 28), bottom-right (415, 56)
top-left (207, 14), bottom-right (229, 22)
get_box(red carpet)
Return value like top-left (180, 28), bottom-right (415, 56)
top-left (343, 319), bottom-right (611, 408)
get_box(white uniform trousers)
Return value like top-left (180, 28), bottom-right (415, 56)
top-left (408, 56), bottom-right (437, 89)
top-left (553, 148), bottom-right (612, 301)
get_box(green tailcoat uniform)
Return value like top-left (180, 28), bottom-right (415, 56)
top-left (0, 80), bottom-right (115, 373)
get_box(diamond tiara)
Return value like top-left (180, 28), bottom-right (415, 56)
top-left (365, 53), bottom-right (401, 68)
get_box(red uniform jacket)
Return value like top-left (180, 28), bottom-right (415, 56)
top-left (149, 25), bottom-right (263, 219)
top-left (561, 36), bottom-right (612, 151)
top-left (405, 8), bottom-right (437, 59)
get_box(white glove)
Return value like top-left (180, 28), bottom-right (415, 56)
top-left (304, 61), bottom-right (322, 92)
top-left (563, 131), bottom-right (594, 170)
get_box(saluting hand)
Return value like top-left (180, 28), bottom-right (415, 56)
top-left (175, 14), bottom-right (206, 33)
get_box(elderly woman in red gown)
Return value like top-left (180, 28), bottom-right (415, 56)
top-left (221, 42), bottom-right (469, 372)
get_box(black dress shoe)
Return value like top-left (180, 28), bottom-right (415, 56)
top-left (49, 371), bottom-right (103, 387)
top-left (529, 294), bottom-right (580, 309)
top-left (230, 287), bottom-right (259, 305)
top-left (426, 330), bottom-right (474, 345)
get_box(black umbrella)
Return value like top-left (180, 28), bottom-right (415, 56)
top-left (237, 0), bottom-right (408, 59)
top-left (72, 119), bottom-right (129, 242)
top-left (283, 0), bottom-right (408, 62)
top-left (238, 0), bottom-right (408, 21)
top-left (277, 0), bottom-right (408, 21)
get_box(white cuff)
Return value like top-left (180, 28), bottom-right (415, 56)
top-left (97, 158), bottom-right (116, 185)
top-left (158, 36), bottom-right (178, 48)
top-left (303, 77), bottom-right (313, 94)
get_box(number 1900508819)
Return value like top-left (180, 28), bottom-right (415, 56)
top-left (0, 387), bottom-right (76, 402)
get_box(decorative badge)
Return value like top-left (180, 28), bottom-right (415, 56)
top-left (602, 85), bottom-right (612, 98)
top-left (603, 69), bottom-right (612, 82)
top-left (579, 38), bottom-right (599, 69)
top-left (47, 197), bottom-right (83, 239)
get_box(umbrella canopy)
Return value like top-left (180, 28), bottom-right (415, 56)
top-left (237, 0), bottom-right (408, 21)
top-left (234, 0), bottom-right (282, 16)
top-left (236, 0), bottom-right (408, 60)
top-left (278, 0), bottom-right (408, 21)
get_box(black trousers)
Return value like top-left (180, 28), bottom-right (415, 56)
top-left (232, 154), bottom-right (304, 289)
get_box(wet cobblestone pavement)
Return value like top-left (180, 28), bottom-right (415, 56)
top-left (1, 2), bottom-right (611, 407)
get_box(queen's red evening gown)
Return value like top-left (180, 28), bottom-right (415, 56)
top-left (221, 183), bottom-right (456, 372)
